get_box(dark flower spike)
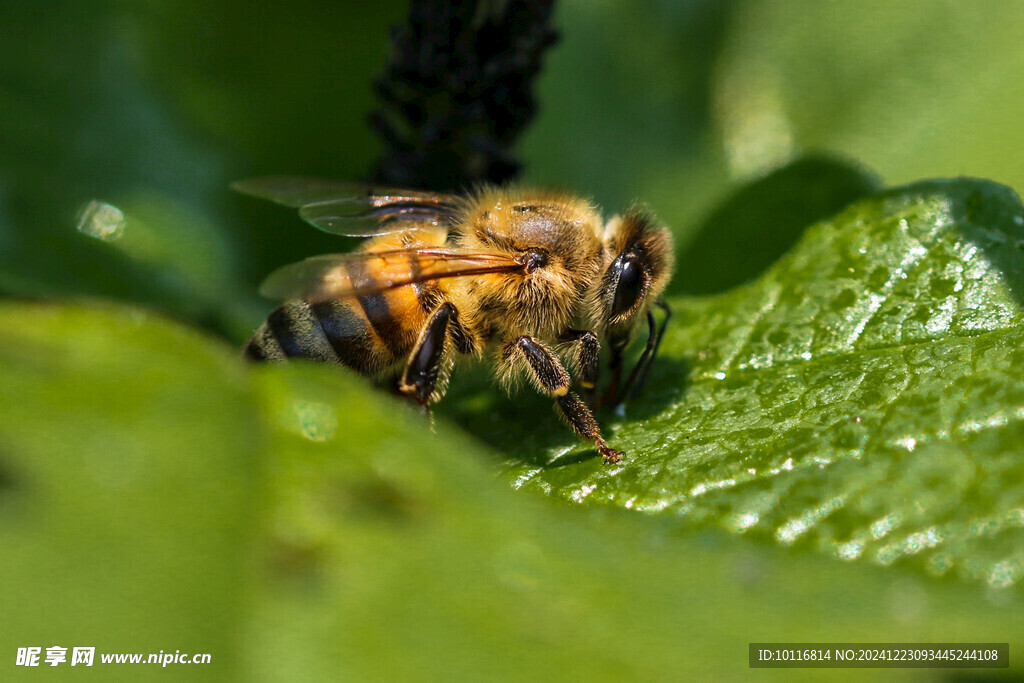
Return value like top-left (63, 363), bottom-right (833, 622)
top-left (370, 0), bottom-right (558, 192)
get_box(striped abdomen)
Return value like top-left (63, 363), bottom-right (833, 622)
top-left (245, 230), bottom-right (444, 375)
top-left (245, 287), bottom-right (437, 375)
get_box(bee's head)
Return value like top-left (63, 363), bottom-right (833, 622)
top-left (593, 208), bottom-right (674, 347)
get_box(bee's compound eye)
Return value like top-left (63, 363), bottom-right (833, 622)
top-left (611, 253), bottom-right (644, 317)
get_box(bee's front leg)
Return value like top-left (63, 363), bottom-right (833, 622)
top-left (559, 329), bottom-right (601, 407)
top-left (507, 335), bottom-right (622, 464)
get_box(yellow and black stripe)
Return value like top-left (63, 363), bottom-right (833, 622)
top-left (245, 228), bottom-right (455, 375)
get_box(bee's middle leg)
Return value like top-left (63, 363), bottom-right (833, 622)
top-left (560, 329), bottom-right (600, 407)
top-left (508, 335), bottom-right (622, 464)
top-left (398, 302), bottom-right (457, 407)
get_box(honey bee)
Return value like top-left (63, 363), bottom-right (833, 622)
top-left (236, 177), bottom-right (673, 463)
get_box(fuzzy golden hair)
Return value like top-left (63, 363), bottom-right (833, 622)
top-left (451, 186), bottom-right (606, 341)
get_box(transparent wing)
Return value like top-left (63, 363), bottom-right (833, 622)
top-left (232, 176), bottom-right (462, 237)
top-left (297, 197), bottom-right (460, 237)
top-left (259, 247), bottom-right (524, 302)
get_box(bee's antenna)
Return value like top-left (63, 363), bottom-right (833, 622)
top-left (618, 298), bottom-right (672, 404)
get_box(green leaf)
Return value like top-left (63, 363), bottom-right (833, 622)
top-left (0, 303), bottom-right (257, 681)
top-left (1, 303), bottom-right (1021, 679)
top-left (491, 177), bottom-right (1024, 590)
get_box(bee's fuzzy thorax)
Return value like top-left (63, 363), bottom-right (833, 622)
top-left (454, 185), bottom-right (605, 340)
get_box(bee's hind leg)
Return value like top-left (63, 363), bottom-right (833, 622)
top-left (397, 302), bottom-right (458, 410)
top-left (507, 335), bottom-right (622, 464)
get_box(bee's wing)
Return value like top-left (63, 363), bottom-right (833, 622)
top-left (232, 176), bottom-right (461, 237)
top-left (259, 247), bottom-right (523, 302)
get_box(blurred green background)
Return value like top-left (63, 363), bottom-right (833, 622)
top-left (3, 0), bottom-right (1024, 680)
top-left (7, 0), bottom-right (1024, 335)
